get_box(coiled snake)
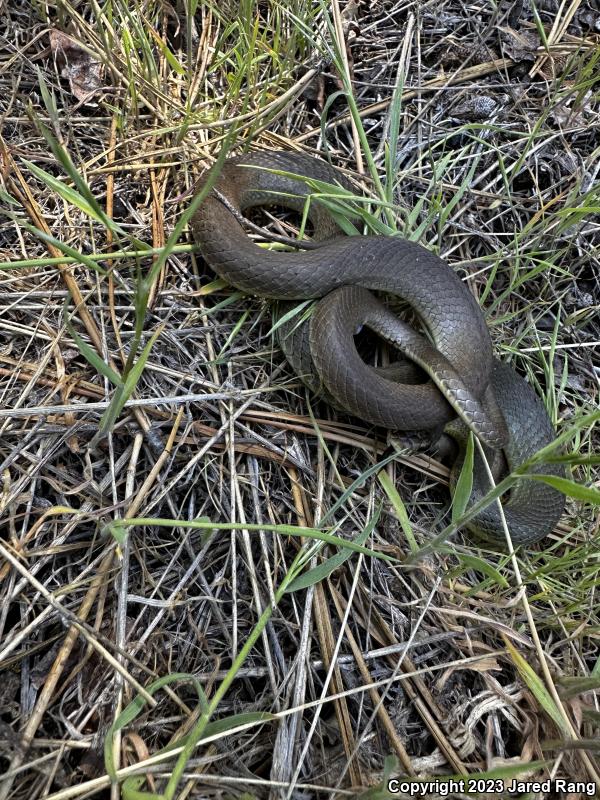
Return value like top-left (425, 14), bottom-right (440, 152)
top-left (191, 150), bottom-right (564, 546)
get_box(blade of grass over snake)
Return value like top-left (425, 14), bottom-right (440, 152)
top-left (451, 431), bottom-right (475, 525)
top-left (527, 475), bottom-right (600, 505)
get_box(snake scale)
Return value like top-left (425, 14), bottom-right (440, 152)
top-left (191, 150), bottom-right (564, 546)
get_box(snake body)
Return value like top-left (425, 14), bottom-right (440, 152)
top-left (191, 150), bottom-right (564, 546)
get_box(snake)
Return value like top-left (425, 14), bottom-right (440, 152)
top-left (191, 150), bottom-right (564, 546)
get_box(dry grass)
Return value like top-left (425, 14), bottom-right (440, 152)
top-left (0, 1), bottom-right (599, 798)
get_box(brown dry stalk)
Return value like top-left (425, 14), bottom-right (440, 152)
top-left (0, 549), bottom-right (116, 800)
top-left (147, 159), bottom-right (168, 308)
top-left (315, 580), bottom-right (363, 786)
top-left (529, 0), bottom-right (584, 77)
top-left (329, 584), bottom-right (416, 775)
top-left (288, 465), bottom-right (363, 788)
top-left (363, 597), bottom-right (469, 774)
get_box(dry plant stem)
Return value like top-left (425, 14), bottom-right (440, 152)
top-left (430, 606), bottom-right (536, 649)
top-left (55, 547), bottom-right (113, 701)
top-left (123, 409), bottom-right (183, 520)
top-left (0, 141), bottom-right (152, 439)
top-left (147, 160), bottom-right (168, 309)
top-left (0, 390), bottom-right (245, 418)
top-left (246, 461), bottom-right (280, 705)
top-left (228, 378), bottom-right (239, 659)
top-left (474, 439), bottom-right (600, 788)
top-left (285, 454), bottom-right (362, 790)
top-left (329, 584), bottom-right (416, 775)
top-left (38, 650), bottom-right (511, 800)
top-left (187, 6), bottom-right (213, 107)
top-left (334, 576), bottom-right (444, 790)
top-left (0, 362), bottom-right (94, 392)
top-left (270, 465), bottom-right (317, 794)
top-left (331, 0), bottom-right (363, 175)
top-left (294, 58), bottom-right (513, 143)
top-left (0, 548), bottom-right (117, 800)
top-left (309, 449), bottom-right (363, 788)
top-left (286, 555), bottom-right (366, 798)
top-left (234, 478), bottom-right (279, 698)
top-left (111, 431), bottom-right (144, 800)
top-left (529, 0), bottom-right (583, 77)
top-left (366, 599), bottom-right (469, 774)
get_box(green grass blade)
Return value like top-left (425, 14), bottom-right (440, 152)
top-left (444, 550), bottom-right (510, 589)
top-left (285, 507), bottom-right (381, 593)
top-left (527, 474), bottom-right (600, 505)
top-left (104, 673), bottom-right (208, 780)
top-left (451, 431), bottom-right (475, 525)
top-left (92, 323), bottom-right (166, 443)
top-left (503, 636), bottom-right (570, 735)
top-left (103, 517), bottom-right (396, 563)
top-left (63, 298), bottom-right (123, 388)
top-left (377, 469), bottom-right (416, 552)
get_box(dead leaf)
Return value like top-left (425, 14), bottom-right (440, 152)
top-left (49, 30), bottom-right (104, 105)
top-left (435, 656), bottom-right (501, 690)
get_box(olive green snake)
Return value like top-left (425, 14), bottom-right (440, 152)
top-left (191, 150), bottom-right (564, 546)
